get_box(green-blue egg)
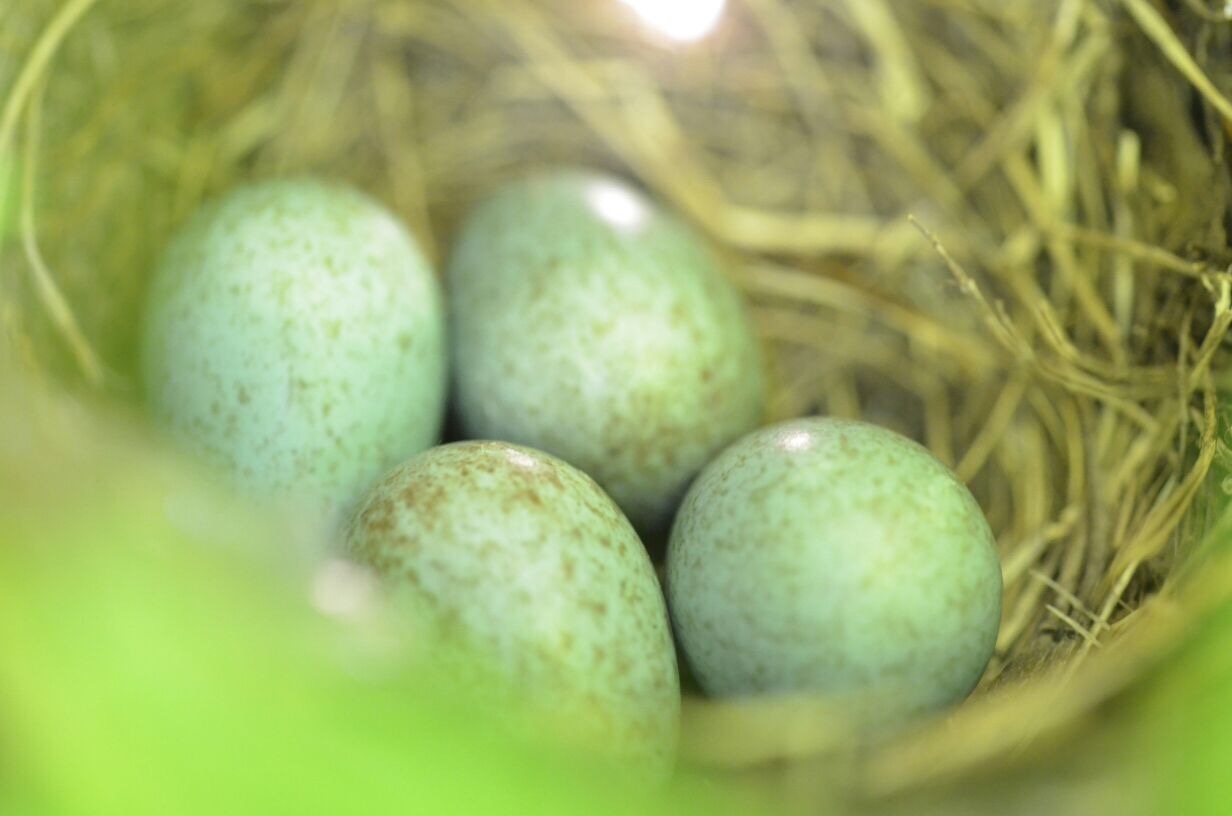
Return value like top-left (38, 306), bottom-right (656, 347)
top-left (667, 418), bottom-right (1002, 722)
top-left (446, 170), bottom-right (765, 535)
top-left (141, 179), bottom-right (446, 518)
top-left (345, 441), bottom-right (680, 779)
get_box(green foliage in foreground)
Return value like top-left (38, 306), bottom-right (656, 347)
top-left (1146, 597), bottom-right (1232, 816)
top-left (0, 150), bottom-right (16, 246)
top-left (8, 354), bottom-right (1232, 816)
top-left (0, 372), bottom-right (747, 816)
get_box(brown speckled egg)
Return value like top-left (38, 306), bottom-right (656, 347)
top-left (345, 441), bottom-right (680, 778)
top-left (446, 170), bottom-right (765, 536)
top-left (141, 179), bottom-right (446, 520)
top-left (667, 418), bottom-right (1002, 723)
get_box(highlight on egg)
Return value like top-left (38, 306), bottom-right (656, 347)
top-left (666, 417), bottom-right (1003, 723)
top-left (141, 178), bottom-right (447, 521)
top-left (446, 169), bottom-right (765, 538)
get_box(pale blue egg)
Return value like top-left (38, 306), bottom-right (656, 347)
top-left (142, 179), bottom-right (446, 518)
top-left (446, 170), bottom-right (764, 536)
top-left (346, 440), bottom-right (680, 778)
top-left (667, 417), bottom-right (1002, 722)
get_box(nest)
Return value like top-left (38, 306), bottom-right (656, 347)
top-left (3, 0), bottom-right (1232, 811)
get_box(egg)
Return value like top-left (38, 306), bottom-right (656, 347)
top-left (446, 170), bottom-right (765, 536)
top-left (141, 179), bottom-right (446, 518)
top-left (666, 417), bottom-right (1002, 722)
top-left (345, 440), bottom-right (680, 778)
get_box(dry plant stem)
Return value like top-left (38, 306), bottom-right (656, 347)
top-left (1032, 569), bottom-right (1106, 632)
top-left (739, 262), bottom-right (995, 372)
top-left (18, 81), bottom-right (103, 386)
top-left (954, 374), bottom-right (1028, 482)
top-left (742, 0), bottom-right (874, 212)
top-left (1055, 397), bottom-right (1092, 605)
top-left (1176, 0), bottom-right (1232, 21)
top-left (1118, 0), bottom-right (1232, 124)
top-left (907, 217), bottom-right (1028, 358)
top-left (953, 0), bottom-right (1086, 193)
top-left (1002, 506), bottom-right (1082, 590)
top-left (1101, 380), bottom-right (1220, 621)
top-left (0, 0), bottom-right (100, 158)
top-left (1003, 151), bottom-right (1125, 362)
top-left (1083, 409), bottom-right (1114, 602)
top-left (913, 217), bottom-right (1169, 421)
top-left (1050, 222), bottom-right (1218, 280)
top-left (838, 0), bottom-right (931, 124)
top-left (371, 60), bottom-right (436, 260)
top-left (1045, 603), bottom-right (1101, 647)
top-left (1001, 541), bottom-right (1068, 653)
top-left (479, 0), bottom-right (917, 258)
top-left (2, 0), bottom-right (104, 384)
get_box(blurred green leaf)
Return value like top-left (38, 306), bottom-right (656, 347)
top-left (1144, 601), bottom-right (1232, 816)
top-left (0, 369), bottom-right (753, 816)
top-left (0, 150), bottom-right (16, 247)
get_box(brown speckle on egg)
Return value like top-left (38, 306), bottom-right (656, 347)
top-left (446, 169), bottom-right (765, 539)
top-left (346, 440), bottom-right (680, 779)
top-left (667, 417), bottom-right (1003, 724)
top-left (141, 179), bottom-right (446, 521)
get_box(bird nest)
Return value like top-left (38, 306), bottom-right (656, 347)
top-left (3, 0), bottom-right (1231, 811)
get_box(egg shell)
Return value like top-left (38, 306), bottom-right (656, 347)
top-left (446, 170), bottom-right (765, 535)
top-left (666, 417), bottom-right (1002, 721)
top-left (345, 440), bottom-right (681, 778)
top-left (141, 179), bottom-right (446, 517)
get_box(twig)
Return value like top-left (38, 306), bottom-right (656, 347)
top-left (18, 81), bottom-right (104, 386)
top-left (1119, 0), bottom-right (1232, 124)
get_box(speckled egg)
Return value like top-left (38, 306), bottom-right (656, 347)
top-left (446, 170), bottom-right (765, 535)
top-left (141, 179), bottom-right (446, 518)
top-left (667, 418), bottom-right (1002, 722)
top-left (346, 441), bottom-right (680, 778)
